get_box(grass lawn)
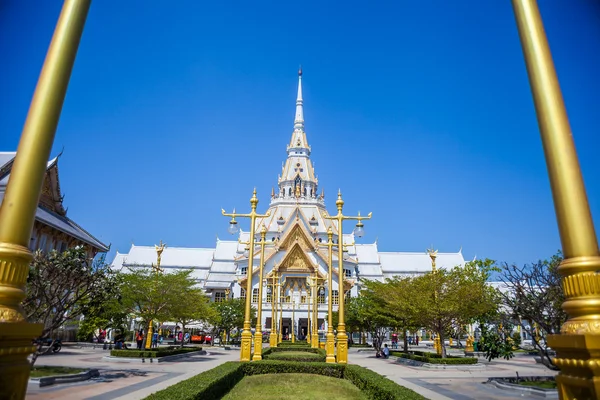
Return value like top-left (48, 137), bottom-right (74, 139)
top-left (222, 373), bottom-right (368, 400)
top-left (518, 380), bottom-right (557, 389)
top-left (30, 366), bottom-right (86, 378)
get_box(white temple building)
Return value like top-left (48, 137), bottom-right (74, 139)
top-left (111, 69), bottom-right (467, 338)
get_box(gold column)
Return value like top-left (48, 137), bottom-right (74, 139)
top-left (428, 248), bottom-right (442, 355)
top-left (223, 190), bottom-right (270, 361)
top-left (318, 227), bottom-right (336, 362)
top-left (145, 241), bottom-right (165, 350)
top-left (278, 282), bottom-right (283, 343)
top-left (252, 226), bottom-right (268, 360)
top-left (268, 271), bottom-right (278, 347)
top-left (306, 278), bottom-right (311, 344)
top-left (324, 191), bottom-right (371, 363)
top-left (0, 1), bottom-right (90, 398)
top-left (291, 300), bottom-right (296, 343)
top-left (512, 1), bottom-right (600, 398)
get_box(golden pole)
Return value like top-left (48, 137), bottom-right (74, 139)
top-left (306, 277), bottom-right (311, 344)
top-left (223, 190), bottom-right (270, 361)
top-left (0, 1), bottom-right (90, 397)
top-left (269, 271), bottom-right (278, 347)
top-left (291, 299), bottom-right (296, 343)
top-left (252, 225), bottom-right (267, 360)
top-left (428, 248), bottom-right (441, 355)
top-left (512, 1), bottom-right (600, 398)
top-left (312, 274), bottom-right (320, 348)
top-left (318, 227), bottom-right (336, 362)
top-left (145, 241), bottom-right (165, 350)
top-left (278, 279), bottom-right (283, 343)
top-left (323, 191), bottom-right (372, 364)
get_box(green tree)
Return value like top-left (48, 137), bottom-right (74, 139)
top-left (23, 247), bottom-right (115, 366)
top-left (369, 277), bottom-right (421, 352)
top-left (208, 298), bottom-right (256, 345)
top-left (497, 251), bottom-right (565, 370)
top-left (163, 270), bottom-right (215, 347)
top-left (412, 259), bottom-right (500, 358)
top-left (479, 323), bottom-right (516, 361)
top-left (119, 267), bottom-right (197, 333)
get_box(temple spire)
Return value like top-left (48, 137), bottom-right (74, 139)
top-left (294, 66), bottom-right (304, 130)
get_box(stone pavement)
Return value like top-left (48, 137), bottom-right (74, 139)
top-left (349, 349), bottom-right (557, 400)
top-left (26, 345), bottom-right (239, 400)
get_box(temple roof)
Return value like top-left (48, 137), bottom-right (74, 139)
top-left (0, 151), bottom-right (108, 252)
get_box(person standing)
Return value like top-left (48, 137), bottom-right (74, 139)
top-left (136, 329), bottom-right (144, 350)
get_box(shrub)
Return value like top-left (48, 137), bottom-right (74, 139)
top-left (390, 351), bottom-right (478, 365)
top-left (278, 341), bottom-right (311, 347)
top-left (145, 360), bottom-right (425, 399)
top-left (110, 347), bottom-right (201, 358)
top-left (345, 364), bottom-right (426, 399)
top-left (146, 361), bottom-right (244, 399)
top-left (244, 360), bottom-right (345, 378)
top-left (264, 351), bottom-right (325, 362)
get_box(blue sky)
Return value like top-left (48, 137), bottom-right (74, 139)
top-left (1, 1), bottom-right (598, 267)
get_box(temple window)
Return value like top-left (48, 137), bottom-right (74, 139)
top-left (344, 269), bottom-right (352, 278)
top-left (241, 267), bottom-right (247, 275)
top-left (240, 289), bottom-right (246, 301)
top-left (332, 290), bottom-right (339, 305)
top-left (215, 292), bottom-right (226, 303)
top-left (252, 288), bottom-right (259, 303)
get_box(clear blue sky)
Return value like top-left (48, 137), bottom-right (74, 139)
top-left (1, 1), bottom-right (598, 267)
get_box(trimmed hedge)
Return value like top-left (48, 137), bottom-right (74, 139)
top-left (345, 364), bottom-right (426, 399)
top-left (110, 346), bottom-right (201, 358)
top-left (264, 351), bottom-right (325, 362)
top-left (277, 341), bottom-right (311, 348)
top-left (390, 351), bottom-right (478, 365)
top-left (244, 360), bottom-right (345, 378)
top-left (144, 360), bottom-right (425, 400)
top-left (146, 361), bottom-right (243, 399)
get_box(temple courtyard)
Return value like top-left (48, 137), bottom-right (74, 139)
top-left (26, 344), bottom-right (557, 400)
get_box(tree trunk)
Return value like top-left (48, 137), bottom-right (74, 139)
top-left (180, 323), bottom-right (185, 348)
top-left (439, 331), bottom-right (447, 358)
top-left (403, 330), bottom-right (408, 353)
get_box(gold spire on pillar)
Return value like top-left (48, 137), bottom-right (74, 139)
top-left (0, 1), bottom-right (91, 397)
top-left (512, 0), bottom-right (600, 398)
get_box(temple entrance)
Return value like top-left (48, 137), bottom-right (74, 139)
top-left (298, 318), bottom-right (308, 340)
top-left (281, 318), bottom-right (291, 340)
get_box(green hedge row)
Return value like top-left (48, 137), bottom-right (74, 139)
top-left (146, 361), bottom-right (243, 399)
top-left (145, 360), bottom-right (425, 400)
top-left (277, 341), bottom-right (311, 347)
top-left (110, 347), bottom-right (201, 358)
top-left (263, 351), bottom-right (325, 362)
top-left (390, 351), bottom-right (478, 365)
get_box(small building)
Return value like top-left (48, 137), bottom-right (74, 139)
top-left (0, 152), bottom-right (109, 258)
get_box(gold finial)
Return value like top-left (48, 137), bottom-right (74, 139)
top-left (250, 188), bottom-right (259, 207)
top-left (327, 226), bottom-right (333, 238)
top-left (260, 224), bottom-right (267, 235)
top-left (336, 189), bottom-right (344, 208)
top-left (271, 187), bottom-right (275, 198)
top-left (155, 240), bottom-right (166, 258)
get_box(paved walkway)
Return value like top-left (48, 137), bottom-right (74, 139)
top-left (26, 345), bottom-right (239, 400)
top-left (349, 349), bottom-right (557, 400)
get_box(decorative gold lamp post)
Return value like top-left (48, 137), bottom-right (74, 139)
top-left (427, 248), bottom-right (442, 355)
top-left (323, 191), bottom-right (371, 364)
top-left (222, 190), bottom-right (270, 361)
top-left (317, 227), bottom-right (337, 362)
top-left (253, 225), bottom-right (268, 360)
top-left (0, 1), bottom-right (90, 397)
top-left (512, 1), bottom-right (600, 398)
top-left (278, 281), bottom-right (283, 343)
top-left (145, 241), bottom-right (166, 349)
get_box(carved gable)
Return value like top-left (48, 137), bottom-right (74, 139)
top-left (278, 223), bottom-right (314, 251)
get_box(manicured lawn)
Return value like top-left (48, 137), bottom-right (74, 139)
top-left (30, 366), bottom-right (86, 378)
top-left (518, 380), bottom-right (557, 389)
top-left (222, 373), bottom-right (368, 400)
